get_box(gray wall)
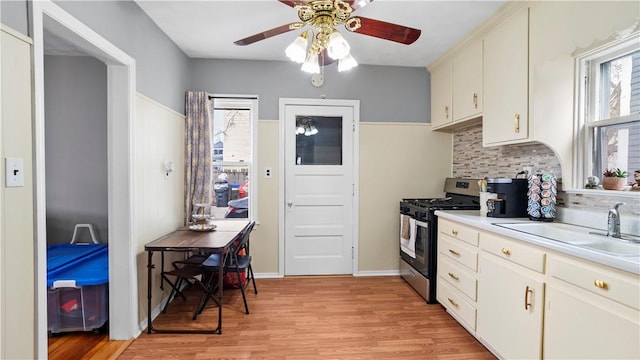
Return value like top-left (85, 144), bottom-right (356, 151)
top-left (54, 0), bottom-right (191, 113)
top-left (3, 0), bottom-right (430, 120)
top-left (44, 55), bottom-right (108, 245)
top-left (190, 58), bottom-right (431, 122)
top-left (2, 0), bottom-right (191, 113)
top-left (1, 0), bottom-right (29, 35)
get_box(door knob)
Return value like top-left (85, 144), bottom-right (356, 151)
top-left (287, 201), bottom-right (293, 208)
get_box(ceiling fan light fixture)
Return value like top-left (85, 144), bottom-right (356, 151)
top-left (338, 53), bottom-right (358, 72)
top-left (327, 31), bottom-right (350, 60)
top-left (301, 52), bottom-right (321, 74)
top-left (285, 32), bottom-right (309, 63)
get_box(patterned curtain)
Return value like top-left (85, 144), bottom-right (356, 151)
top-left (184, 91), bottom-right (212, 224)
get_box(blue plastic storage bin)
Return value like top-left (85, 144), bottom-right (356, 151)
top-left (46, 243), bottom-right (105, 272)
top-left (47, 245), bottom-right (109, 334)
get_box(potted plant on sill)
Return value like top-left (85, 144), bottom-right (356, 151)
top-left (602, 168), bottom-right (627, 190)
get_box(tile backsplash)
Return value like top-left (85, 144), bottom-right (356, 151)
top-left (452, 124), bottom-right (562, 179)
top-left (452, 124), bottom-right (640, 221)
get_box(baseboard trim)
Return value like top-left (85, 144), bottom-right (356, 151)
top-left (354, 270), bottom-right (400, 277)
top-left (254, 271), bottom-right (400, 278)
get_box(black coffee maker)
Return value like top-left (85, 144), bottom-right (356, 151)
top-left (486, 178), bottom-right (528, 217)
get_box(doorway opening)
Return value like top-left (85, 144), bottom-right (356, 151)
top-left (32, 1), bottom-right (137, 356)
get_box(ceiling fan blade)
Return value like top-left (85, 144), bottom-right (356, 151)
top-left (348, 0), bottom-right (373, 11)
top-left (349, 16), bottom-right (421, 45)
top-left (234, 22), bottom-right (304, 46)
top-left (279, 0), bottom-right (307, 8)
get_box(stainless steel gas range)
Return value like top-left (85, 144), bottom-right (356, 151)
top-left (399, 178), bottom-right (482, 303)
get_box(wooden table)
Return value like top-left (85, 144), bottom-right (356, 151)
top-left (144, 220), bottom-right (248, 334)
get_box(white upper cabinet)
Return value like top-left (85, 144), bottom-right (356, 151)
top-left (429, 39), bottom-right (483, 131)
top-left (482, 6), bottom-right (529, 146)
top-left (430, 60), bottom-right (453, 128)
top-left (452, 39), bottom-right (483, 122)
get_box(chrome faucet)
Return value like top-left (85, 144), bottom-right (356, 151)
top-left (607, 203), bottom-right (624, 238)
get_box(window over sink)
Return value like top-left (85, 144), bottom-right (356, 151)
top-left (576, 33), bottom-right (640, 189)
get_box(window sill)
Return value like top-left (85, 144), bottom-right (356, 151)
top-left (564, 188), bottom-right (640, 198)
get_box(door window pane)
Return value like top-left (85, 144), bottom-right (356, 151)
top-left (295, 116), bottom-right (343, 165)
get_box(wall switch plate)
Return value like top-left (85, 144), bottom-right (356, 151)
top-left (5, 158), bottom-right (24, 187)
top-left (264, 167), bottom-right (272, 178)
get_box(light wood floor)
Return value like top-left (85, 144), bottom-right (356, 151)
top-left (51, 276), bottom-right (495, 359)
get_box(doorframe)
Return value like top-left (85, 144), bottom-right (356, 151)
top-left (31, 0), bottom-right (138, 355)
top-left (277, 98), bottom-right (360, 277)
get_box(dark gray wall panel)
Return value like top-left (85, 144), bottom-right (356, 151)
top-left (7, 0), bottom-right (431, 120)
top-left (190, 58), bottom-right (431, 123)
top-left (1, 0), bottom-right (29, 35)
top-left (53, 0), bottom-right (190, 113)
top-left (44, 55), bottom-right (109, 245)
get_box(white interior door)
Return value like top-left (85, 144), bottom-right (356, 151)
top-left (284, 102), bottom-right (355, 275)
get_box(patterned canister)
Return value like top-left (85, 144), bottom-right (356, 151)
top-left (527, 173), bottom-right (557, 221)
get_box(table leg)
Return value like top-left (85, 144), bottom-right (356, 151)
top-left (145, 249), bottom-right (224, 334)
top-left (147, 250), bottom-right (154, 334)
top-left (217, 252), bottom-right (224, 333)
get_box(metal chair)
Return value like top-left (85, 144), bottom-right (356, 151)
top-left (160, 255), bottom-right (217, 320)
top-left (196, 221), bottom-right (257, 315)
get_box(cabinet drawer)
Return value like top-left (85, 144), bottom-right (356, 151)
top-left (439, 218), bottom-right (479, 246)
top-left (440, 234), bottom-right (478, 272)
top-left (439, 256), bottom-right (477, 301)
top-left (549, 255), bottom-right (640, 310)
top-left (480, 232), bottom-right (545, 273)
top-left (437, 279), bottom-right (476, 332)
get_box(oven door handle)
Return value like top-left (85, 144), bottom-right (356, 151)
top-left (414, 220), bottom-right (430, 228)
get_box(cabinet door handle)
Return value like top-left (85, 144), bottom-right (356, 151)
top-left (524, 285), bottom-right (533, 310)
top-left (594, 280), bottom-right (608, 290)
top-left (448, 249), bottom-right (460, 256)
top-left (501, 248), bottom-right (511, 256)
top-left (514, 113), bottom-right (520, 133)
top-left (451, 229), bottom-right (458, 236)
top-left (448, 272), bottom-right (459, 281)
top-left (448, 298), bottom-right (459, 308)
top-left (473, 93), bottom-right (478, 109)
top-left (444, 106), bottom-right (449, 119)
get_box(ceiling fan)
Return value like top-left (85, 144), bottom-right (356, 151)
top-left (233, 0), bottom-right (421, 73)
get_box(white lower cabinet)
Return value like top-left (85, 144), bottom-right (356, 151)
top-left (544, 254), bottom-right (640, 359)
top-left (437, 219), bottom-right (479, 333)
top-left (437, 217), bottom-right (640, 359)
top-left (476, 235), bottom-right (545, 360)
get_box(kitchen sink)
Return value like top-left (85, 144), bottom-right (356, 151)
top-left (494, 222), bottom-right (604, 245)
top-left (580, 240), bottom-right (640, 256)
top-left (494, 222), bottom-right (640, 257)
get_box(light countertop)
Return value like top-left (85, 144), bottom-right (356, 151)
top-left (435, 210), bottom-right (640, 275)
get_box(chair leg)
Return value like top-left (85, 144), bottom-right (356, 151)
top-left (235, 267), bottom-right (249, 314)
top-left (161, 276), bottom-right (187, 313)
top-left (248, 264), bottom-right (258, 294)
top-left (194, 271), bottom-right (219, 319)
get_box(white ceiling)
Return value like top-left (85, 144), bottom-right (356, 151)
top-left (135, 0), bottom-right (507, 68)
